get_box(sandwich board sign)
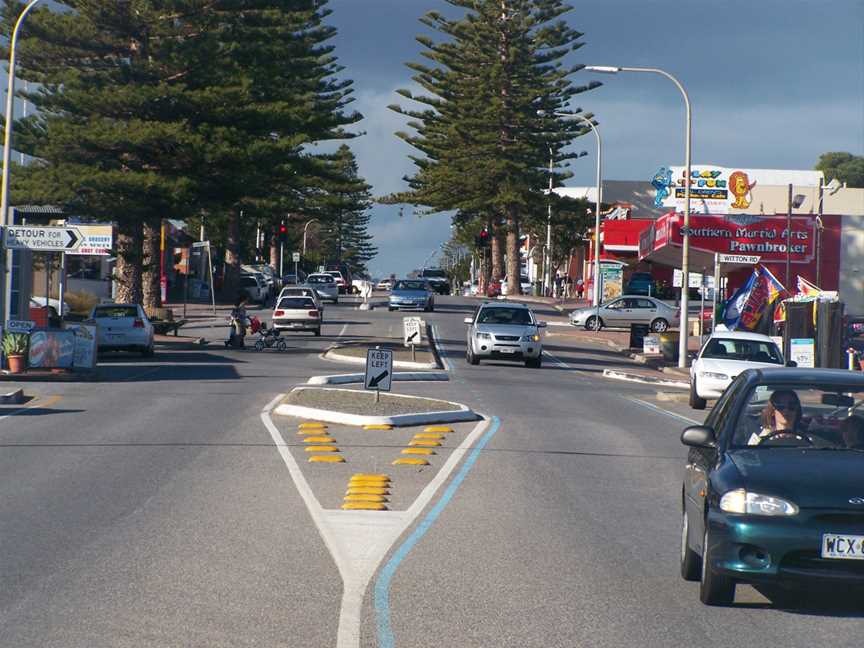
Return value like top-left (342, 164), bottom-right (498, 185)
top-left (365, 348), bottom-right (393, 393)
top-left (403, 317), bottom-right (422, 347)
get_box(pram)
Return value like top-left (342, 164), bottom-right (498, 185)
top-left (250, 317), bottom-right (287, 352)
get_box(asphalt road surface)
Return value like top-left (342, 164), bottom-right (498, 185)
top-left (1, 296), bottom-right (861, 647)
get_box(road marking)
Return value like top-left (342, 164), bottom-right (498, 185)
top-left (628, 397), bottom-right (701, 426)
top-left (429, 324), bottom-right (451, 371)
top-left (337, 323), bottom-right (349, 339)
top-left (261, 396), bottom-right (494, 648)
top-left (543, 349), bottom-right (570, 369)
top-left (0, 395), bottom-right (61, 422)
top-left (375, 416), bottom-right (502, 648)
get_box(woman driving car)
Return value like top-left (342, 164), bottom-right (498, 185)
top-left (747, 389), bottom-right (804, 445)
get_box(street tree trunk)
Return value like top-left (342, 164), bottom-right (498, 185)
top-left (223, 210), bottom-right (242, 300)
top-left (269, 232), bottom-right (279, 273)
top-left (142, 218), bottom-right (161, 312)
top-left (505, 209), bottom-right (522, 295)
top-left (115, 219), bottom-right (143, 304)
top-left (491, 227), bottom-right (504, 281)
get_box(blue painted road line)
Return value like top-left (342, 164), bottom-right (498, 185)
top-left (374, 416), bottom-right (502, 648)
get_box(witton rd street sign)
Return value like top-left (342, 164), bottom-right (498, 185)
top-left (717, 253), bottom-right (760, 265)
top-left (365, 348), bottom-right (393, 392)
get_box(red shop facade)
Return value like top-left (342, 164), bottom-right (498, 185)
top-left (638, 211), bottom-right (842, 297)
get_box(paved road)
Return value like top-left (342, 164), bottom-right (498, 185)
top-left (1, 296), bottom-right (861, 647)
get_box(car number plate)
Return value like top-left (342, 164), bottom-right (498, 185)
top-left (821, 533), bottom-right (864, 560)
top-left (291, 323), bottom-right (304, 329)
top-left (499, 348), bottom-right (516, 354)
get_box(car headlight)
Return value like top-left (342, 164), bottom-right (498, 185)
top-left (476, 332), bottom-right (491, 340)
top-left (699, 371), bottom-right (728, 380)
top-left (719, 489), bottom-right (799, 516)
top-left (522, 334), bottom-right (540, 342)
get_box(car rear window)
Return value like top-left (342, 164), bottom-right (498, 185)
top-left (278, 297), bottom-right (315, 309)
top-left (308, 275), bottom-right (334, 284)
top-left (94, 306), bottom-right (138, 318)
top-left (394, 280), bottom-right (427, 291)
top-left (702, 338), bottom-right (783, 364)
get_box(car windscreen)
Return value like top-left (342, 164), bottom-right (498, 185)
top-left (394, 281), bottom-right (426, 291)
top-left (702, 338), bottom-right (783, 364)
top-left (476, 308), bottom-right (533, 325)
top-left (282, 288), bottom-right (312, 297)
top-left (731, 384), bottom-right (864, 449)
top-left (421, 270), bottom-right (447, 278)
top-left (307, 275), bottom-right (334, 284)
top-left (278, 297), bottom-right (315, 310)
top-left (94, 306), bottom-right (138, 318)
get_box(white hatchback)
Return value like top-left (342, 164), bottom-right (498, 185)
top-left (272, 295), bottom-right (322, 336)
top-left (689, 331), bottom-right (785, 409)
top-left (277, 285), bottom-right (324, 314)
top-left (90, 303), bottom-right (155, 356)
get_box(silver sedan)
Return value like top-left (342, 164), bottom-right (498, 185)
top-left (569, 295), bottom-right (680, 332)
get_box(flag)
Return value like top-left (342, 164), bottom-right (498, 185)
top-left (796, 275), bottom-right (822, 297)
top-left (738, 266), bottom-right (787, 330)
top-left (722, 270), bottom-right (757, 330)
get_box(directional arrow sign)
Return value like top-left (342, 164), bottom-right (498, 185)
top-left (403, 316), bottom-right (422, 347)
top-left (3, 225), bottom-right (83, 252)
top-left (365, 348), bottom-right (393, 392)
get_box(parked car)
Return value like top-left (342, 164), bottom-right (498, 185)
top-left (569, 295), bottom-right (680, 332)
top-left (90, 303), bottom-right (154, 356)
top-left (679, 368), bottom-right (864, 605)
top-left (689, 331), bottom-right (786, 409)
top-left (376, 278), bottom-right (393, 291)
top-left (500, 274), bottom-right (532, 295)
top-left (242, 266), bottom-right (275, 297)
top-left (281, 270), bottom-right (307, 286)
top-left (306, 273), bottom-right (339, 303)
top-left (388, 279), bottom-right (434, 312)
top-left (464, 302), bottom-right (545, 368)
top-left (272, 295), bottom-right (321, 336)
top-left (277, 285), bottom-right (324, 315)
top-left (239, 274), bottom-right (268, 304)
top-left (624, 272), bottom-right (655, 296)
top-left (419, 268), bottom-right (450, 295)
top-left (325, 270), bottom-right (350, 294)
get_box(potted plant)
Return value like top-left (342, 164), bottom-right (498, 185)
top-left (2, 333), bottom-right (29, 374)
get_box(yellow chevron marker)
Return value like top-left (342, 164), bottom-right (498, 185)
top-left (350, 481), bottom-right (390, 490)
top-left (351, 473), bottom-right (390, 481)
top-left (308, 455), bottom-right (345, 463)
top-left (304, 445), bottom-right (339, 453)
top-left (346, 487), bottom-right (389, 496)
top-left (302, 436), bottom-right (335, 443)
top-left (401, 448), bottom-right (435, 455)
top-left (392, 457), bottom-right (430, 466)
top-left (413, 433), bottom-right (445, 440)
top-left (341, 502), bottom-right (387, 511)
top-left (343, 493), bottom-right (387, 503)
top-left (363, 424), bottom-right (393, 431)
top-left (424, 425), bottom-right (454, 433)
top-left (409, 440), bottom-right (441, 447)
top-left (299, 422), bottom-right (328, 430)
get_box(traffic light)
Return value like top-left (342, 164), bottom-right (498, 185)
top-left (278, 223), bottom-right (288, 244)
top-left (475, 227), bottom-right (490, 248)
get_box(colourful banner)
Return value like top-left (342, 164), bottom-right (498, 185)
top-left (723, 265), bottom-right (787, 331)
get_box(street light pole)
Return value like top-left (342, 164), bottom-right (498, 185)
top-left (302, 218), bottom-right (319, 256)
top-left (1, 0), bottom-right (46, 324)
top-left (584, 65), bottom-right (692, 368)
top-left (546, 148), bottom-right (553, 296)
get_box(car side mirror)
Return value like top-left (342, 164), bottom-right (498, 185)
top-left (681, 425), bottom-right (717, 448)
top-left (536, 321), bottom-right (547, 328)
top-left (785, 360), bottom-right (797, 367)
top-left (463, 317), bottom-right (473, 325)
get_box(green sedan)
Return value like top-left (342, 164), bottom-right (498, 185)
top-left (680, 367), bottom-right (864, 605)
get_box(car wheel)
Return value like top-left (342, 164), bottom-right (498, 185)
top-left (585, 316), bottom-right (603, 331)
top-left (467, 344), bottom-right (480, 365)
top-left (428, 303), bottom-right (434, 312)
top-left (651, 318), bottom-right (669, 333)
top-left (254, 339), bottom-right (265, 352)
top-left (689, 379), bottom-right (707, 410)
top-left (388, 307), bottom-right (395, 312)
top-left (141, 344), bottom-right (154, 357)
top-left (314, 328), bottom-right (321, 337)
top-left (680, 510), bottom-right (701, 581)
top-left (525, 356), bottom-right (541, 368)
top-left (700, 527), bottom-right (736, 605)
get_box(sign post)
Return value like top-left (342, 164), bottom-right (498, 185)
top-left (293, 252), bottom-right (300, 282)
top-left (403, 316), bottom-right (422, 362)
top-left (365, 347), bottom-right (393, 403)
top-left (193, 240), bottom-right (216, 316)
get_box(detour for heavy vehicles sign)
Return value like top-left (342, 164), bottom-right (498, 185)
top-left (365, 348), bottom-right (393, 392)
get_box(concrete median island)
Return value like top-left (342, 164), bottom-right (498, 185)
top-left (323, 339), bottom-right (439, 370)
top-left (275, 387), bottom-right (477, 426)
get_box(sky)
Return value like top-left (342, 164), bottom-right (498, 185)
top-left (324, 0), bottom-right (864, 278)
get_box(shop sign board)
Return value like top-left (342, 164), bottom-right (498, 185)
top-left (28, 330), bottom-right (75, 368)
top-left (656, 166), bottom-right (821, 214)
top-left (790, 338), bottom-right (815, 368)
top-left (673, 270), bottom-right (716, 290)
top-left (68, 324), bottom-right (98, 370)
top-left (599, 263), bottom-right (623, 302)
top-left (643, 335), bottom-right (661, 355)
top-left (7, 320), bottom-right (35, 333)
top-left (66, 224), bottom-right (113, 256)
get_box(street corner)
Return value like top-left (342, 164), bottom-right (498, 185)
top-left (267, 413), bottom-right (481, 511)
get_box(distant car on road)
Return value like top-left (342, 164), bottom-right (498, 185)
top-left (679, 368), bottom-right (864, 605)
top-left (306, 273), bottom-right (339, 303)
top-left (569, 295), bottom-right (679, 332)
top-left (689, 331), bottom-right (786, 409)
top-left (281, 270), bottom-right (306, 286)
top-left (419, 268), bottom-right (450, 295)
top-left (239, 274), bottom-right (268, 304)
top-left (376, 278), bottom-right (393, 291)
top-left (464, 302), bottom-right (546, 368)
top-left (277, 285), bottom-right (324, 314)
top-left (325, 270), bottom-right (351, 294)
top-left (388, 279), bottom-right (434, 312)
top-left (90, 303), bottom-right (154, 356)
top-left (272, 295), bottom-right (321, 336)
